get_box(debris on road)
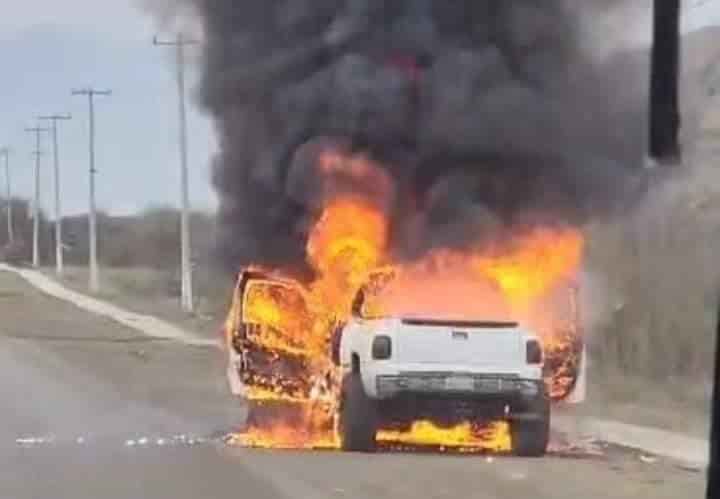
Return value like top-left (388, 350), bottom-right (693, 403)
top-left (15, 433), bottom-right (212, 450)
top-left (15, 435), bottom-right (55, 447)
top-left (548, 435), bottom-right (607, 458)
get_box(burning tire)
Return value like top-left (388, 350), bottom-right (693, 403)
top-left (510, 396), bottom-right (550, 457)
top-left (339, 372), bottom-right (378, 452)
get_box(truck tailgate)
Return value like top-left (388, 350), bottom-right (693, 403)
top-left (394, 319), bottom-right (524, 367)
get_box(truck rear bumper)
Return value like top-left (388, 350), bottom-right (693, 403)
top-left (372, 374), bottom-right (547, 427)
top-left (360, 361), bottom-right (542, 398)
top-left (375, 373), bottom-right (543, 400)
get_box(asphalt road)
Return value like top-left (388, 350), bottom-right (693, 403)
top-left (0, 271), bottom-right (705, 499)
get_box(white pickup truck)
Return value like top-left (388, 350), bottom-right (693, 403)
top-left (332, 300), bottom-right (550, 456)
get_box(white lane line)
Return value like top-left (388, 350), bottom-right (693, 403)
top-left (0, 264), bottom-right (220, 348)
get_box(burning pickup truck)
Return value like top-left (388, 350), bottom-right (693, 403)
top-left (223, 194), bottom-right (584, 454)
top-left (224, 215), bottom-right (585, 453)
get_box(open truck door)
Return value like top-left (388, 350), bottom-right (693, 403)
top-left (225, 269), bottom-right (313, 399)
top-left (225, 269), bottom-right (340, 441)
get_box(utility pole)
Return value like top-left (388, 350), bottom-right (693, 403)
top-left (39, 114), bottom-right (72, 277)
top-left (25, 126), bottom-right (49, 268)
top-left (649, 0), bottom-right (681, 164)
top-left (154, 33), bottom-right (198, 312)
top-left (0, 148), bottom-right (12, 244)
top-left (72, 88), bottom-right (111, 293)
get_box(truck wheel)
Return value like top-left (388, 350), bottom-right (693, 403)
top-left (339, 372), bottom-right (378, 452)
top-left (511, 397), bottom-right (550, 457)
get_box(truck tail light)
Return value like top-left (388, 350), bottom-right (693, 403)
top-left (526, 339), bottom-right (543, 365)
top-left (372, 335), bottom-right (392, 360)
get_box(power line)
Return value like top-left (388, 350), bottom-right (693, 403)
top-left (153, 33), bottom-right (199, 313)
top-left (38, 113), bottom-right (72, 277)
top-left (71, 88), bottom-right (111, 293)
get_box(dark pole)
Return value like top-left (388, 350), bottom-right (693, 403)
top-left (649, 0), bottom-right (681, 163)
top-left (708, 304), bottom-right (720, 498)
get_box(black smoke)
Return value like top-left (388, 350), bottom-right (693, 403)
top-left (179, 1), bottom-right (648, 269)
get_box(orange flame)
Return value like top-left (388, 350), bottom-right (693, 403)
top-left (229, 404), bottom-right (338, 450)
top-left (307, 197), bottom-right (388, 281)
top-left (230, 420), bottom-right (512, 453)
top-left (306, 197), bottom-right (389, 322)
top-left (377, 421), bottom-right (512, 452)
top-left (472, 227), bottom-right (584, 306)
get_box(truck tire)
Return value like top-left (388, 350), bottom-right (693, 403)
top-left (511, 397), bottom-right (550, 457)
top-left (339, 372), bottom-right (378, 452)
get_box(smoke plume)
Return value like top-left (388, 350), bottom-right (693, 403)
top-left (150, 1), bottom-right (649, 270)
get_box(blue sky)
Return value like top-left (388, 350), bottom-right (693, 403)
top-left (0, 1), bottom-right (717, 217)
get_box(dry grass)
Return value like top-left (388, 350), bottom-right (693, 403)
top-left (580, 364), bottom-right (711, 438)
top-left (584, 165), bottom-right (720, 382)
top-left (576, 152), bottom-right (720, 433)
